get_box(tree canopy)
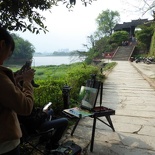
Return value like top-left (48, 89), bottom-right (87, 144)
top-left (109, 31), bottom-right (129, 46)
top-left (5, 33), bottom-right (35, 64)
top-left (95, 9), bottom-right (120, 37)
top-left (1, 0), bottom-right (154, 34)
top-left (135, 24), bottom-right (154, 52)
top-left (0, 0), bottom-right (96, 34)
top-left (136, 0), bottom-right (155, 18)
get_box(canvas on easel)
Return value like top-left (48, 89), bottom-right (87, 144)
top-left (63, 86), bottom-right (98, 118)
top-left (67, 76), bottom-right (115, 152)
top-left (86, 78), bottom-right (103, 108)
top-left (86, 79), bottom-right (115, 112)
top-left (79, 86), bottom-right (98, 111)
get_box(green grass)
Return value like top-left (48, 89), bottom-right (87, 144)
top-left (9, 64), bottom-right (72, 80)
top-left (9, 61), bottom-right (116, 82)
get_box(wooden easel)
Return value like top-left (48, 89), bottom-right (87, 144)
top-left (71, 75), bottom-right (115, 152)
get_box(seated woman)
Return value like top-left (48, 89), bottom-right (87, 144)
top-left (39, 108), bottom-right (68, 151)
top-left (15, 62), bottom-right (68, 152)
top-left (18, 105), bottom-right (68, 152)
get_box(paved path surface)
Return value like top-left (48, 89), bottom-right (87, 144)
top-left (63, 61), bottom-right (155, 155)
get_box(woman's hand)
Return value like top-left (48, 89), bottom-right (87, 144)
top-left (14, 74), bottom-right (23, 83)
top-left (22, 69), bottom-right (36, 83)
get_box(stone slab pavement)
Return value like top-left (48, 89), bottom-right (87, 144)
top-left (62, 61), bottom-right (155, 155)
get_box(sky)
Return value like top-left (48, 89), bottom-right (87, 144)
top-left (16, 0), bottom-right (153, 53)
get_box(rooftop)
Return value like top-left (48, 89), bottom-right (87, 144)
top-left (113, 19), bottom-right (149, 31)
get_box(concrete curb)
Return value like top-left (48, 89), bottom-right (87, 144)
top-left (103, 62), bottom-right (117, 77)
top-left (130, 62), bottom-right (155, 90)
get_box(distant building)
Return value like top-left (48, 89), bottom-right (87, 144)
top-left (113, 19), bottom-right (149, 37)
top-left (58, 49), bottom-right (70, 53)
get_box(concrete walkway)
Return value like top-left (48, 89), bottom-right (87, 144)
top-left (64, 61), bottom-right (155, 155)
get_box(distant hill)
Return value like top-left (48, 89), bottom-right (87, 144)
top-left (34, 51), bottom-right (78, 57)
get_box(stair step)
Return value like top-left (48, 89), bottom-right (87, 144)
top-left (112, 46), bottom-right (135, 61)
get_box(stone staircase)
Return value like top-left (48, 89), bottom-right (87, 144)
top-left (112, 45), bottom-right (135, 61)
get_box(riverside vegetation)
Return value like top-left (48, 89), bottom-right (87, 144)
top-left (12, 61), bottom-right (116, 154)
top-left (11, 61), bottom-right (116, 115)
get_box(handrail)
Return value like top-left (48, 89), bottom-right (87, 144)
top-left (111, 46), bottom-right (119, 60)
top-left (128, 45), bottom-right (135, 61)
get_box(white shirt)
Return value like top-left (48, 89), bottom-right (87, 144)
top-left (0, 139), bottom-right (20, 154)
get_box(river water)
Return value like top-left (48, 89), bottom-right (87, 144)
top-left (32, 56), bottom-right (85, 67)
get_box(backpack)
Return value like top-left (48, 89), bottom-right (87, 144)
top-left (51, 140), bottom-right (82, 155)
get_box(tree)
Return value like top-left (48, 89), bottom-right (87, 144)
top-left (140, 0), bottom-right (155, 21)
top-left (6, 33), bottom-right (35, 64)
top-left (109, 31), bottom-right (129, 46)
top-left (137, 0), bottom-right (155, 16)
top-left (123, 0), bottom-right (155, 20)
top-left (83, 35), bottom-right (96, 50)
top-left (135, 24), bottom-right (154, 52)
top-left (0, 0), bottom-right (96, 34)
top-left (95, 9), bottom-right (120, 37)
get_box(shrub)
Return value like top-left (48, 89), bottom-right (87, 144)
top-left (33, 63), bottom-right (100, 114)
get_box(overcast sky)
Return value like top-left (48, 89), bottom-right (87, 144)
top-left (16, 0), bottom-right (153, 53)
